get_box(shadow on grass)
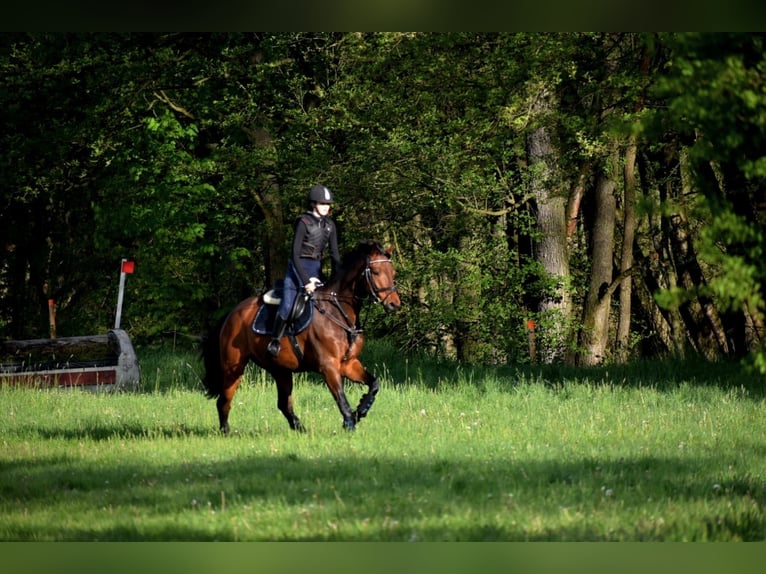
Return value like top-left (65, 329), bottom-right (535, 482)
top-left (17, 423), bottom-right (215, 441)
top-left (2, 445), bottom-right (765, 541)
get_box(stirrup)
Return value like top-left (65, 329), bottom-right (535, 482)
top-left (267, 338), bottom-right (281, 357)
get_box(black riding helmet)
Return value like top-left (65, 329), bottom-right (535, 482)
top-left (308, 184), bottom-right (334, 204)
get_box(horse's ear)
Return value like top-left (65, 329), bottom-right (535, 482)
top-left (385, 245), bottom-right (394, 257)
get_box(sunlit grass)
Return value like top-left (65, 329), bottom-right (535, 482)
top-left (1, 344), bottom-right (765, 540)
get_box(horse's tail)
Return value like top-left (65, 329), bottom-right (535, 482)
top-left (200, 316), bottom-right (226, 399)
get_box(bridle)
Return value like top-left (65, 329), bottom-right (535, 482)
top-left (364, 256), bottom-right (398, 305)
top-left (313, 254), bottom-right (398, 349)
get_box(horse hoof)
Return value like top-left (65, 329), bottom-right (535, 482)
top-left (343, 419), bottom-right (356, 431)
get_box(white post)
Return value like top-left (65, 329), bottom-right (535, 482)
top-left (114, 259), bottom-right (128, 329)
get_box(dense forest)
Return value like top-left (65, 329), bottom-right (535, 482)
top-left (2, 33), bottom-right (765, 369)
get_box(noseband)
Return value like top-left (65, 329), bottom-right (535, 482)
top-left (364, 257), bottom-right (398, 305)
top-left (313, 253), bottom-right (398, 358)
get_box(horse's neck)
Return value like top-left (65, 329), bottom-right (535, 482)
top-left (325, 277), bottom-right (364, 316)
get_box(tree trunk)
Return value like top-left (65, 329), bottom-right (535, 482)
top-left (616, 136), bottom-right (637, 361)
top-left (662, 147), bottom-right (730, 359)
top-left (527, 86), bottom-right (572, 363)
top-left (579, 147), bottom-right (618, 366)
top-left (247, 126), bottom-right (284, 288)
top-left (635, 145), bottom-right (689, 357)
top-left (455, 232), bottom-right (483, 362)
top-left (696, 153), bottom-right (761, 357)
top-left (632, 246), bottom-right (676, 356)
top-left (260, 181), bottom-right (285, 288)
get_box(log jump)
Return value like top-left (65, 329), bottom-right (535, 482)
top-left (0, 329), bottom-right (140, 391)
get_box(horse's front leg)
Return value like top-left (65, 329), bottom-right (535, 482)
top-left (355, 376), bottom-right (379, 423)
top-left (342, 358), bottom-right (380, 424)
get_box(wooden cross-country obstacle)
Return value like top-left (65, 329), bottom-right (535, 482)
top-left (0, 329), bottom-right (140, 391)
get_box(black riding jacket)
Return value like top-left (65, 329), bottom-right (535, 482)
top-left (291, 211), bottom-right (340, 285)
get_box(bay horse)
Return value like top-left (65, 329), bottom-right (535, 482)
top-left (201, 240), bottom-right (401, 434)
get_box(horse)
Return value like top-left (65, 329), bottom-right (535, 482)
top-left (200, 240), bottom-right (401, 434)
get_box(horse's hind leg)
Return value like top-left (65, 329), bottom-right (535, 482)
top-left (273, 370), bottom-right (305, 432)
top-left (217, 373), bottom-right (243, 435)
top-left (218, 351), bottom-right (248, 435)
top-left (216, 393), bottom-right (232, 435)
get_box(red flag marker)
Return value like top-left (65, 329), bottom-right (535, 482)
top-left (115, 258), bottom-right (134, 329)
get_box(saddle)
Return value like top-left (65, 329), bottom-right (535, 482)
top-left (252, 281), bottom-right (314, 336)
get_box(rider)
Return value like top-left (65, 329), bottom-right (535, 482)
top-left (267, 184), bottom-right (341, 357)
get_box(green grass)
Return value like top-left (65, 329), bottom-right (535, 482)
top-left (1, 343), bottom-right (765, 540)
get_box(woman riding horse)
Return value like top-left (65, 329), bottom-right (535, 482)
top-left (201, 238), bottom-right (401, 434)
top-left (268, 184), bottom-right (341, 357)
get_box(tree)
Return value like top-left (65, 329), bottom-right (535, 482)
top-left (649, 33), bottom-right (766, 370)
top-left (3, 32), bottom-right (765, 372)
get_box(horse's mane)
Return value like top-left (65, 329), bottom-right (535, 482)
top-left (331, 240), bottom-right (388, 283)
top-left (338, 239), bottom-right (386, 273)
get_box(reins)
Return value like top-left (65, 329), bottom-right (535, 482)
top-left (313, 254), bottom-right (397, 358)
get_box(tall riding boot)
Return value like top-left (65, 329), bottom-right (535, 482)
top-left (267, 314), bottom-right (288, 357)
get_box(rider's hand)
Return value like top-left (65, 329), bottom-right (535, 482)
top-left (305, 277), bottom-right (322, 294)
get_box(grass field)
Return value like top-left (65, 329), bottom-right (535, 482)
top-left (1, 343), bottom-right (765, 541)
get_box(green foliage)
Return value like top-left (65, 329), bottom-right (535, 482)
top-left (699, 210), bottom-right (765, 311)
top-left (649, 33), bottom-right (766, 370)
top-left (2, 33), bottom-right (765, 370)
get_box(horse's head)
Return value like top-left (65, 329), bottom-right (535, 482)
top-left (363, 242), bottom-right (401, 313)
